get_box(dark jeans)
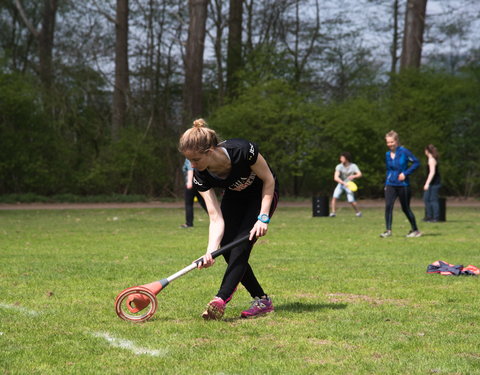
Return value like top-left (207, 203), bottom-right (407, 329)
top-left (216, 188), bottom-right (279, 302)
top-left (184, 187), bottom-right (207, 227)
top-left (384, 185), bottom-right (418, 231)
top-left (424, 184), bottom-right (441, 221)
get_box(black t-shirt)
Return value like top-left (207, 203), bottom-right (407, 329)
top-left (193, 138), bottom-right (267, 195)
top-left (426, 162), bottom-right (441, 185)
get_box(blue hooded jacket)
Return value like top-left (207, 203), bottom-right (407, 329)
top-left (385, 146), bottom-right (420, 187)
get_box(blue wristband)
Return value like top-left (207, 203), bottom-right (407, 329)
top-left (257, 214), bottom-right (270, 223)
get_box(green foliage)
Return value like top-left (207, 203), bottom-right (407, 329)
top-left (0, 72), bottom-right (72, 194)
top-left (210, 79), bottom-right (323, 195)
top-left (78, 127), bottom-right (169, 196)
top-left (208, 67), bottom-right (480, 198)
top-left (388, 69), bottom-right (456, 148)
top-left (442, 65), bottom-right (480, 197)
top-left (0, 69), bottom-right (178, 198)
top-left (387, 68), bottom-right (480, 196)
top-left (309, 96), bottom-right (388, 197)
top-left (208, 79), bottom-right (388, 197)
top-left (238, 44), bottom-right (298, 88)
top-left (1, 0), bottom-right (479, 200)
top-left (1, 51), bottom-right (480, 199)
top-left (0, 193), bottom-right (148, 203)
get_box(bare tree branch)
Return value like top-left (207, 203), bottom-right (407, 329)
top-left (14, 0), bottom-right (40, 38)
top-left (92, 0), bottom-right (117, 24)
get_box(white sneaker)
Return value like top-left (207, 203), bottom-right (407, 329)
top-left (356, 212), bottom-right (362, 217)
top-left (380, 230), bottom-right (392, 238)
top-left (406, 230), bottom-right (422, 238)
top-left (329, 213), bottom-right (336, 217)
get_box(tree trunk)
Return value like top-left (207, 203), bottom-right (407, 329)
top-left (184, 0), bottom-right (208, 123)
top-left (400, 0), bottom-right (428, 70)
top-left (39, 0), bottom-right (56, 88)
top-left (112, 0), bottom-right (130, 141)
top-left (226, 0), bottom-right (243, 97)
top-left (209, 0), bottom-right (226, 105)
top-left (14, 0), bottom-right (58, 88)
top-left (390, 0), bottom-right (400, 74)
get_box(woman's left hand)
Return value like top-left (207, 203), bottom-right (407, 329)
top-left (249, 221), bottom-right (268, 240)
top-left (398, 173), bottom-right (406, 181)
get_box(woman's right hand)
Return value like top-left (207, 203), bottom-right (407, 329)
top-left (196, 252), bottom-right (215, 269)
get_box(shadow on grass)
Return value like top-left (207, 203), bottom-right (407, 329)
top-left (419, 233), bottom-right (442, 237)
top-left (220, 303), bottom-right (347, 322)
top-left (275, 302), bottom-right (347, 313)
top-left (436, 220), bottom-right (468, 223)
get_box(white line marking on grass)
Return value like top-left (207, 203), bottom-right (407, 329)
top-left (91, 332), bottom-right (167, 357)
top-left (0, 302), bottom-right (40, 316)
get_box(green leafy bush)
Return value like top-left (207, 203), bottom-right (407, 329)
top-left (0, 73), bottom-right (72, 195)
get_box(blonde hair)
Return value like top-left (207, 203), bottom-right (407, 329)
top-left (385, 130), bottom-right (400, 144)
top-left (179, 119), bottom-right (220, 153)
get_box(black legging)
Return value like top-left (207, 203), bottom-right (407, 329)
top-left (216, 188), bottom-right (279, 303)
top-left (384, 185), bottom-right (418, 231)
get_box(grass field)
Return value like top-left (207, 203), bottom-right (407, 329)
top-left (1, 205), bottom-right (480, 374)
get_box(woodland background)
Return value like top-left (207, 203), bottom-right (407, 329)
top-left (0, 0), bottom-right (479, 199)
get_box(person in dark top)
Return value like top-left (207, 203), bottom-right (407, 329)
top-left (181, 158), bottom-right (207, 228)
top-left (380, 130), bottom-right (422, 238)
top-left (423, 144), bottom-right (441, 222)
top-left (178, 118), bottom-right (279, 320)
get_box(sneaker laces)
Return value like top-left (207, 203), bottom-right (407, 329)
top-left (250, 297), bottom-right (267, 309)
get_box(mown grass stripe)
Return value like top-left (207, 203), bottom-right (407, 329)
top-left (0, 302), bottom-right (40, 316)
top-left (91, 332), bottom-right (167, 357)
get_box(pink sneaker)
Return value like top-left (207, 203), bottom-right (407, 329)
top-left (241, 296), bottom-right (274, 318)
top-left (202, 297), bottom-right (226, 320)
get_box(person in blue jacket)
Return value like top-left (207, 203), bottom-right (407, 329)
top-left (380, 130), bottom-right (422, 238)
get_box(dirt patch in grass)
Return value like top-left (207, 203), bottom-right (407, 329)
top-left (308, 338), bottom-right (334, 346)
top-left (294, 293), bottom-right (319, 299)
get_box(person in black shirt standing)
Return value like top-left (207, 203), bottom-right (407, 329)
top-left (423, 144), bottom-right (441, 222)
top-left (181, 158), bottom-right (207, 228)
top-left (179, 118), bottom-right (279, 320)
